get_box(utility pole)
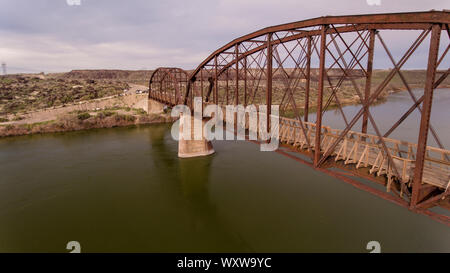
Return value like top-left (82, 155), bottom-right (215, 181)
top-left (1, 62), bottom-right (6, 75)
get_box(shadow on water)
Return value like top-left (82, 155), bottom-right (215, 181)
top-left (147, 125), bottom-right (252, 252)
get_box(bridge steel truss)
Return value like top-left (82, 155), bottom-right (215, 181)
top-left (149, 11), bottom-right (450, 224)
top-left (149, 67), bottom-right (189, 106)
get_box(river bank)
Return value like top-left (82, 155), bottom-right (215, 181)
top-left (0, 110), bottom-right (174, 138)
top-left (0, 81), bottom-right (167, 137)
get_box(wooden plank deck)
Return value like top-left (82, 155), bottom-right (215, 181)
top-left (278, 117), bottom-right (450, 192)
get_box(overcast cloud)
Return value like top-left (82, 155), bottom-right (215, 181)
top-left (0, 0), bottom-right (448, 73)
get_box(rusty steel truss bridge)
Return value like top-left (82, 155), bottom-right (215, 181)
top-left (148, 11), bottom-right (450, 225)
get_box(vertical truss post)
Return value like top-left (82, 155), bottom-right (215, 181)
top-left (235, 44), bottom-right (239, 106)
top-left (164, 80), bottom-right (167, 102)
top-left (175, 82), bottom-right (178, 104)
top-left (159, 80), bottom-right (162, 101)
top-left (235, 44), bottom-right (240, 134)
top-left (190, 81), bottom-right (194, 108)
top-left (172, 80), bottom-right (175, 105)
top-left (226, 70), bottom-right (229, 104)
top-left (214, 55), bottom-right (218, 104)
top-left (200, 69), bottom-right (204, 100)
top-left (314, 25), bottom-right (327, 167)
top-left (159, 80), bottom-right (164, 101)
top-left (244, 56), bottom-right (248, 106)
top-left (166, 79), bottom-right (168, 102)
top-left (305, 36), bottom-right (312, 123)
top-left (166, 78), bottom-right (169, 103)
top-left (267, 33), bottom-right (273, 131)
top-left (411, 24), bottom-right (441, 209)
top-left (362, 30), bottom-right (376, 134)
top-left (178, 78), bottom-right (182, 104)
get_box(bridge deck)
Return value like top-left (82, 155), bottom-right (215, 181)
top-left (278, 117), bottom-right (450, 192)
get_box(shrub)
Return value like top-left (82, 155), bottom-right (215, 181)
top-left (96, 111), bottom-right (114, 119)
top-left (0, 117), bottom-right (8, 122)
top-left (114, 114), bottom-right (136, 122)
top-left (133, 108), bottom-right (147, 115)
top-left (102, 110), bottom-right (115, 117)
top-left (77, 112), bottom-right (91, 120)
top-left (114, 114), bottom-right (124, 122)
top-left (125, 115), bottom-right (136, 122)
top-left (20, 124), bottom-right (32, 131)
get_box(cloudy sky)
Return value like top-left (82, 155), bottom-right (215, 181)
top-left (0, 0), bottom-right (448, 73)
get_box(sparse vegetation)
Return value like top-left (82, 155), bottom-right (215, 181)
top-left (0, 73), bottom-right (130, 115)
top-left (133, 108), bottom-right (147, 115)
top-left (77, 112), bottom-right (91, 120)
top-left (114, 113), bottom-right (136, 122)
top-left (12, 115), bottom-right (24, 121)
top-left (97, 110), bottom-right (115, 118)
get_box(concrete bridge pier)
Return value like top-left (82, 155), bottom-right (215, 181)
top-left (178, 115), bottom-right (215, 158)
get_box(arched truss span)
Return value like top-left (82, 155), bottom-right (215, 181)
top-left (185, 10), bottom-right (449, 109)
top-left (149, 67), bottom-right (189, 106)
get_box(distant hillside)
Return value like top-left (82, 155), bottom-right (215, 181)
top-left (54, 69), bottom-right (450, 90)
top-left (61, 70), bottom-right (154, 85)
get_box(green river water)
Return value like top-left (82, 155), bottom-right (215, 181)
top-left (0, 89), bottom-right (449, 252)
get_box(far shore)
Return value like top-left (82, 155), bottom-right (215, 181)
top-left (1, 82), bottom-right (449, 138)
